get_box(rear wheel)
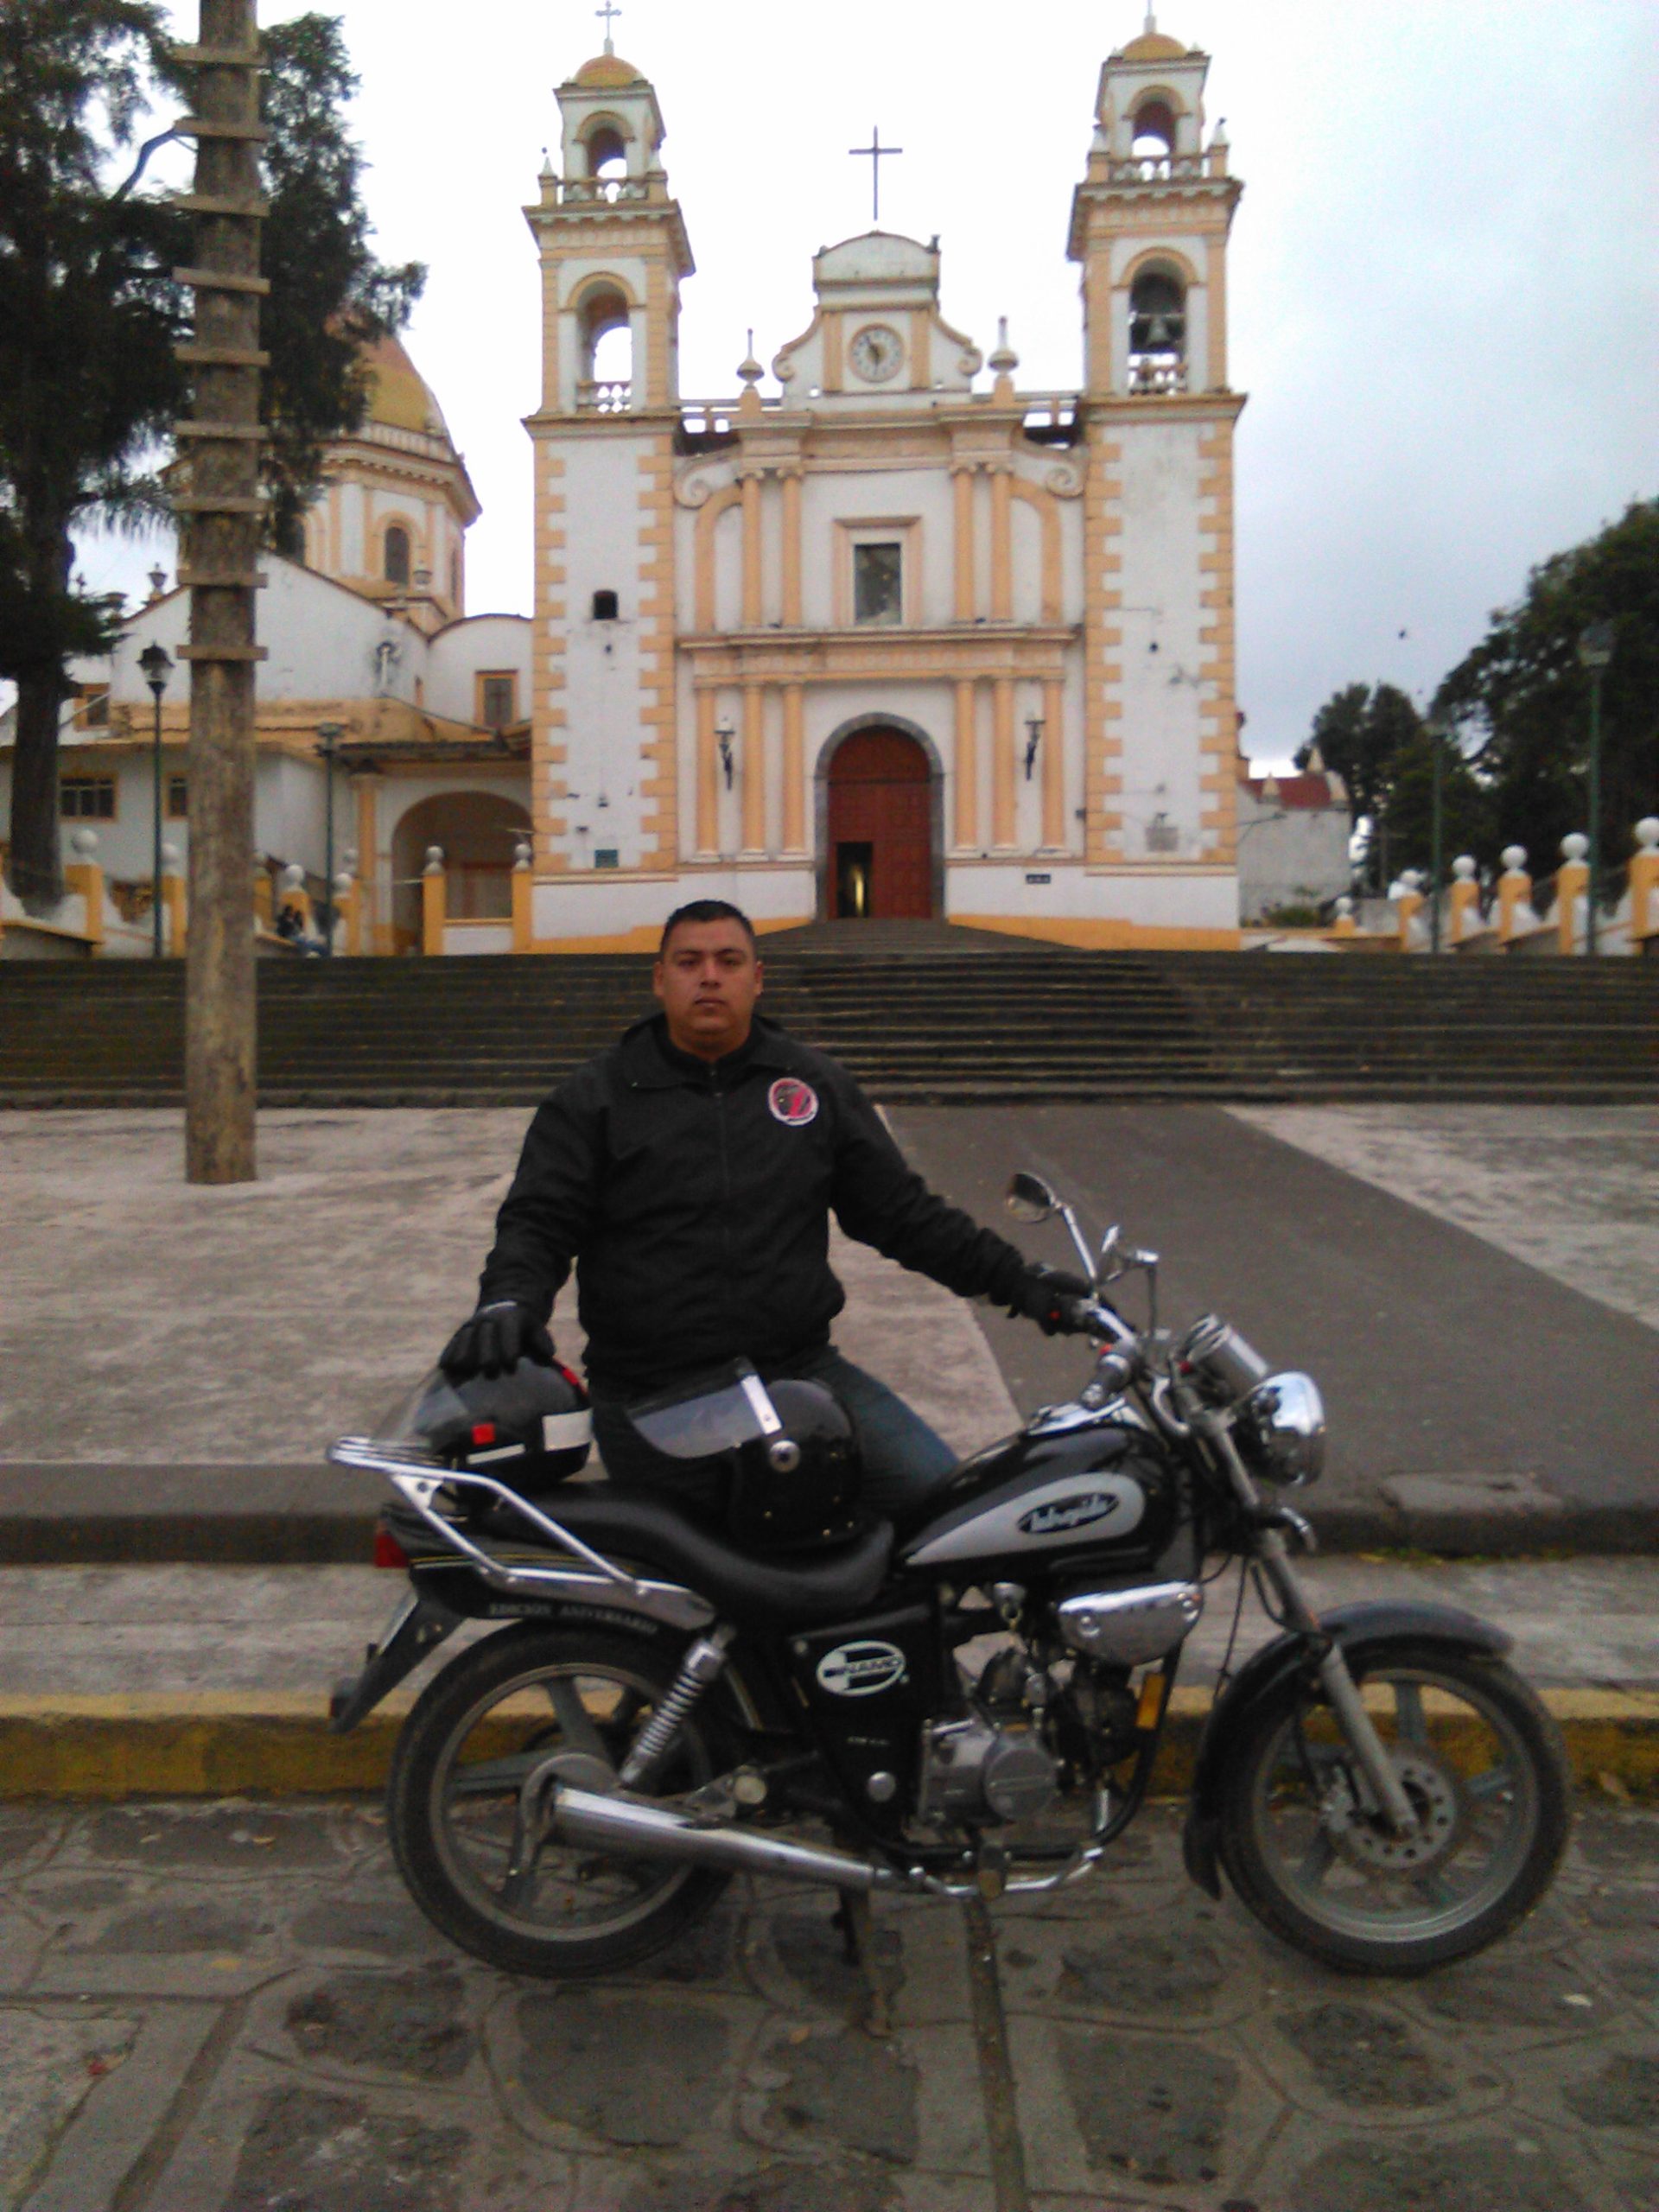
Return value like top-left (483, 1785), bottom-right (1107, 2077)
top-left (1215, 1637), bottom-right (1571, 1974)
top-left (388, 1624), bottom-right (731, 1978)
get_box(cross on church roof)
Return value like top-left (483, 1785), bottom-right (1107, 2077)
top-left (849, 125), bottom-right (902, 225)
top-left (595, 0), bottom-right (620, 54)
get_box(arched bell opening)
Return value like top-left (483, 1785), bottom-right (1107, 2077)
top-left (576, 283), bottom-right (633, 408)
top-left (390, 790), bottom-right (531, 950)
top-left (816, 718), bottom-right (943, 921)
top-left (1128, 265), bottom-right (1187, 396)
top-left (383, 522), bottom-right (411, 587)
top-left (1129, 95), bottom-right (1178, 162)
top-left (582, 121), bottom-right (629, 180)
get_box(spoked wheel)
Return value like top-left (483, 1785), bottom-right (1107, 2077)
top-left (1216, 1637), bottom-right (1572, 1973)
top-left (387, 1624), bottom-right (731, 1978)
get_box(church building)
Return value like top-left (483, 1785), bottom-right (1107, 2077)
top-left (524, 12), bottom-right (1244, 950)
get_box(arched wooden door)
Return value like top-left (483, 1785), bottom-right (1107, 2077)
top-left (825, 728), bottom-right (933, 919)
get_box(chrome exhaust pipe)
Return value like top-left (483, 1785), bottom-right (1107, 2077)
top-left (550, 1783), bottom-right (900, 1892)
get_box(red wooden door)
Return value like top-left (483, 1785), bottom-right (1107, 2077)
top-left (826, 729), bottom-right (933, 918)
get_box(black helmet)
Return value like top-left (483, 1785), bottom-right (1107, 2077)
top-left (626, 1363), bottom-right (863, 1552)
top-left (379, 1358), bottom-right (592, 1491)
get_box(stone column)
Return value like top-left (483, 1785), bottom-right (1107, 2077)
top-left (954, 679), bottom-right (978, 849)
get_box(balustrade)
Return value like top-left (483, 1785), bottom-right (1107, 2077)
top-left (576, 379), bottom-right (633, 414)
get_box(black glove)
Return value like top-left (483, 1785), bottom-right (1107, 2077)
top-left (1006, 1264), bottom-right (1097, 1336)
top-left (439, 1300), bottom-right (555, 1381)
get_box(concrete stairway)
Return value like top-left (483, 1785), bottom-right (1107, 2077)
top-left (0, 945), bottom-right (1654, 1104)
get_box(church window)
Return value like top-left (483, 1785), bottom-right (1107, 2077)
top-left (854, 542), bottom-right (904, 626)
top-left (1130, 98), bottom-right (1177, 160)
top-left (578, 283), bottom-right (633, 408)
top-left (166, 775), bottom-right (188, 819)
top-left (384, 524), bottom-right (411, 586)
top-left (592, 588), bottom-right (620, 621)
top-left (61, 776), bottom-right (116, 819)
top-left (585, 124), bottom-right (627, 180)
top-left (478, 671), bottom-right (518, 729)
top-left (1128, 268), bottom-right (1186, 394)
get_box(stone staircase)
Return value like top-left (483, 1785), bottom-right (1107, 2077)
top-left (1, 941), bottom-right (1654, 1105)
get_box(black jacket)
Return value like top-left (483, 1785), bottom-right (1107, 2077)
top-left (478, 1012), bottom-right (1033, 1391)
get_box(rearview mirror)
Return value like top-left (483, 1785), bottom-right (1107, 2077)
top-left (1005, 1171), bottom-right (1059, 1224)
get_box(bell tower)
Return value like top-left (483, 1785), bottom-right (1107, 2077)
top-left (521, 38), bottom-right (695, 927)
top-left (1068, 15), bottom-right (1244, 894)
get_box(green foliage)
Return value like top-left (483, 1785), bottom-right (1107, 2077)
top-left (258, 15), bottom-right (424, 556)
top-left (1380, 730), bottom-right (1491, 877)
top-left (1435, 498), bottom-right (1659, 880)
top-left (1297, 682), bottom-right (1421, 835)
top-left (0, 0), bottom-right (184, 689)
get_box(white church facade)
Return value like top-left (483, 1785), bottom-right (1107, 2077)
top-left (3, 16), bottom-right (1249, 956)
top-left (523, 17), bottom-right (1244, 950)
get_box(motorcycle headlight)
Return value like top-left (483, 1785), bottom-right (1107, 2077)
top-left (1239, 1371), bottom-right (1325, 1486)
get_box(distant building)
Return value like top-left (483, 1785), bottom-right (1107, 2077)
top-left (1235, 759), bottom-right (1354, 921)
top-left (0, 338), bottom-right (531, 951)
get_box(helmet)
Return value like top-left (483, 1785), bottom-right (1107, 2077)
top-left (625, 1363), bottom-right (863, 1552)
top-left (379, 1358), bottom-right (592, 1492)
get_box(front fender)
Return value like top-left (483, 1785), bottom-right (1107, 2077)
top-left (1180, 1599), bottom-right (1513, 1898)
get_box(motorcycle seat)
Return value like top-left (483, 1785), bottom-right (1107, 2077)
top-left (475, 1488), bottom-right (895, 1632)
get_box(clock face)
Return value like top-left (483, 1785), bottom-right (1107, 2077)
top-left (849, 324), bottom-right (905, 384)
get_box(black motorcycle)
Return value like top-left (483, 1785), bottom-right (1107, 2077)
top-left (328, 1171), bottom-right (1570, 1981)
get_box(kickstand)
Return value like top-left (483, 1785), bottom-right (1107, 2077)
top-left (833, 1888), bottom-right (898, 2040)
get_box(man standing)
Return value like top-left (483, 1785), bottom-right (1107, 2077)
top-left (440, 899), bottom-right (1089, 1521)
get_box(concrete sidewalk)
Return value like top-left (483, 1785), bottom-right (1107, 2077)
top-left (3, 1104), bottom-right (1656, 1557)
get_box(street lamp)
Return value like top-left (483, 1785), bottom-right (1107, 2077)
top-left (1023, 715), bottom-right (1043, 781)
top-left (1578, 621), bottom-right (1616, 957)
top-left (1425, 714), bottom-right (1446, 955)
top-left (715, 715), bottom-right (735, 791)
top-left (137, 642), bottom-right (173, 957)
top-left (315, 721), bottom-right (345, 955)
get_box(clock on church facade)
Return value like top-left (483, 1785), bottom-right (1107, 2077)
top-left (520, 19), bottom-right (1244, 951)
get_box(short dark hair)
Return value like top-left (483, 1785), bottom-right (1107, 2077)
top-left (658, 899), bottom-right (758, 957)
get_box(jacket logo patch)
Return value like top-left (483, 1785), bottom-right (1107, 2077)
top-left (768, 1077), bottom-right (819, 1128)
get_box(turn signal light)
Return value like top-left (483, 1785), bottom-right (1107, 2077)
top-left (372, 1527), bottom-right (410, 1570)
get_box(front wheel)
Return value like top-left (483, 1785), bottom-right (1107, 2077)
top-left (387, 1623), bottom-right (733, 1979)
top-left (1215, 1637), bottom-right (1571, 1974)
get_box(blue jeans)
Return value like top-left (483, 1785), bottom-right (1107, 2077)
top-left (589, 1346), bottom-right (959, 1525)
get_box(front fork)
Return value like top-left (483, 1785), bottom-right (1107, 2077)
top-left (1196, 1412), bottom-right (1420, 1837)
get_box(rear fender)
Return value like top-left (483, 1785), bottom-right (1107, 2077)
top-left (328, 1587), bottom-right (461, 1733)
top-left (1180, 1599), bottom-right (1513, 1898)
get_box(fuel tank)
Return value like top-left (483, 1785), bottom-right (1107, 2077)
top-left (899, 1403), bottom-right (1184, 1580)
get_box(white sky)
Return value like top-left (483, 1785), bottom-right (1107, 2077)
top-left (70, 0), bottom-right (1658, 765)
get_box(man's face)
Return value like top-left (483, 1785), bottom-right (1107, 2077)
top-left (653, 919), bottom-right (763, 1060)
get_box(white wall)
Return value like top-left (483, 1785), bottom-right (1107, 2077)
top-left (426, 614), bottom-right (532, 725)
top-left (1114, 418), bottom-right (1207, 861)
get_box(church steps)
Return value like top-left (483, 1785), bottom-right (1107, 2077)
top-left (2, 954), bottom-right (1652, 1106)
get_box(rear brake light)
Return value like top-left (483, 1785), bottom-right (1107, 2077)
top-left (373, 1528), bottom-right (410, 1570)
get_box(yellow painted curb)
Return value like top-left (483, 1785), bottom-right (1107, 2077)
top-left (1, 1688), bottom-right (1654, 1800)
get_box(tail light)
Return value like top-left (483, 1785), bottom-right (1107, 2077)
top-left (372, 1526), bottom-right (410, 1570)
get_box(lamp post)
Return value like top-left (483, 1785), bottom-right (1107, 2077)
top-left (1578, 621), bottom-right (1616, 957)
top-left (1426, 714), bottom-right (1446, 955)
top-left (137, 643), bottom-right (173, 957)
top-left (315, 722), bottom-right (345, 955)
top-left (1023, 715), bottom-right (1043, 781)
top-left (715, 715), bottom-right (735, 791)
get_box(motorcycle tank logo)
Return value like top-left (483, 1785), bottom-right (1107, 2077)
top-left (1018, 1491), bottom-right (1122, 1537)
top-left (815, 1640), bottom-right (909, 1697)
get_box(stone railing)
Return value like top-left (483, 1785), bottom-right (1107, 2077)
top-left (575, 379), bottom-right (632, 414)
top-left (1128, 357), bottom-right (1188, 397)
top-left (558, 175), bottom-right (652, 207)
top-left (1108, 153), bottom-right (1207, 184)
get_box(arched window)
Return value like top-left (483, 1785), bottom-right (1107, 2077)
top-left (584, 123), bottom-right (627, 179)
top-left (384, 524), bottom-right (410, 586)
top-left (578, 285), bottom-right (633, 409)
top-left (1128, 268), bottom-right (1186, 394)
top-left (1130, 98), bottom-right (1177, 161)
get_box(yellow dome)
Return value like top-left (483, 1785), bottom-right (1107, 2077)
top-left (573, 52), bottom-right (645, 88)
top-left (363, 334), bottom-right (449, 442)
top-left (1120, 29), bottom-right (1191, 60)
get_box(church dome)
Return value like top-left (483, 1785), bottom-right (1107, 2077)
top-left (1119, 29), bottom-right (1191, 60)
top-left (573, 52), bottom-right (645, 88)
top-left (363, 334), bottom-right (452, 443)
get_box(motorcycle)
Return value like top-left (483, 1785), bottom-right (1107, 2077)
top-left (327, 1171), bottom-right (1571, 1982)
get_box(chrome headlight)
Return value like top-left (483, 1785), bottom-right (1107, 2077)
top-left (1239, 1371), bottom-right (1325, 1486)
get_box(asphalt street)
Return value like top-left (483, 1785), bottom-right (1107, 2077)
top-left (890, 1104), bottom-right (1659, 1521)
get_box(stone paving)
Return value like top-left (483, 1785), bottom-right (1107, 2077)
top-left (2, 1796), bottom-right (1654, 2212)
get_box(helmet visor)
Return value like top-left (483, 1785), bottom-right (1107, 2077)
top-left (625, 1360), bottom-right (780, 1461)
top-left (375, 1367), bottom-right (470, 1448)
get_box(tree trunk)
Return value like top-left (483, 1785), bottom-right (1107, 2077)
top-left (7, 668), bottom-right (68, 910)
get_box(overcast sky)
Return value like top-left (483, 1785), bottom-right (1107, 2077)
top-left (73, 0), bottom-right (1657, 764)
